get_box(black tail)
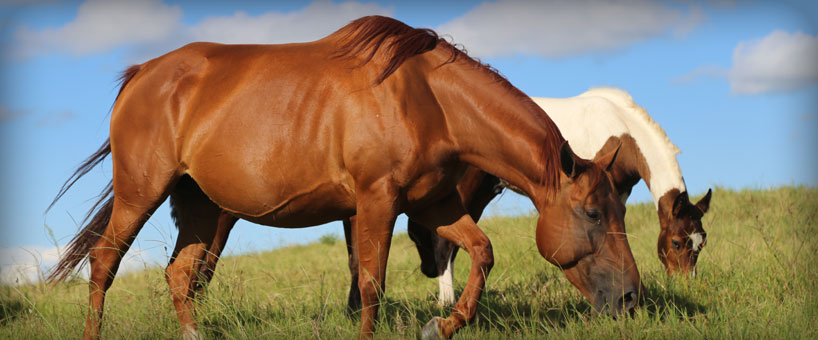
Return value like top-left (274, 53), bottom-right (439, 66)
top-left (47, 141), bottom-right (113, 283)
top-left (46, 65), bottom-right (141, 283)
top-left (48, 180), bottom-right (113, 283)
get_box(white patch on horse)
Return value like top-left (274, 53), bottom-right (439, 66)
top-left (438, 258), bottom-right (455, 306)
top-left (532, 96), bottom-right (628, 163)
top-left (183, 327), bottom-right (203, 340)
top-left (689, 232), bottom-right (704, 252)
top-left (532, 87), bottom-right (686, 210)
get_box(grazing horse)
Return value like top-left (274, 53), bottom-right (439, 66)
top-left (389, 88), bottom-right (712, 306)
top-left (47, 16), bottom-right (639, 340)
top-left (535, 89), bottom-right (712, 277)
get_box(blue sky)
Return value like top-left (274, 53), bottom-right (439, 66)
top-left (0, 0), bottom-right (816, 284)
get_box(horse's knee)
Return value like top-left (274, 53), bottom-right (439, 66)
top-left (87, 247), bottom-right (118, 290)
top-left (357, 276), bottom-right (380, 303)
top-left (473, 240), bottom-right (494, 272)
top-left (165, 261), bottom-right (195, 299)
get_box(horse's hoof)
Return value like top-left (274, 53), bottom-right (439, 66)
top-left (422, 316), bottom-right (445, 340)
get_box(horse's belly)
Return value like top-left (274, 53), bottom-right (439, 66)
top-left (186, 162), bottom-right (356, 228)
top-left (233, 182), bottom-right (357, 228)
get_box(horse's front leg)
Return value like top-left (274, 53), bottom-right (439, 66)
top-left (354, 179), bottom-right (399, 339)
top-left (409, 193), bottom-right (494, 340)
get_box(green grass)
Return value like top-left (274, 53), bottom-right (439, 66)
top-left (2, 186), bottom-right (817, 339)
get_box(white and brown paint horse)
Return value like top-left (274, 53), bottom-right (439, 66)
top-left (542, 88), bottom-right (712, 277)
top-left (397, 87), bottom-right (712, 306)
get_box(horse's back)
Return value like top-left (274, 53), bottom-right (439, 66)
top-left (110, 41), bottom-right (373, 226)
top-left (532, 95), bottom-right (629, 160)
top-left (109, 40), bottom-right (449, 227)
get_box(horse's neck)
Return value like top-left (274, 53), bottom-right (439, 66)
top-left (428, 60), bottom-right (562, 207)
top-left (533, 91), bottom-right (685, 209)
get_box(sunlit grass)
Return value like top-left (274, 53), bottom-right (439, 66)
top-left (1, 186), bottom-right (816, 339)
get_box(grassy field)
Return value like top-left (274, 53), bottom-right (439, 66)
top-left (1, 186), bottom-right (817, 339)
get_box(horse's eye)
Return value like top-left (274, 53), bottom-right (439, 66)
top-left (671, 240), bottom-right (681, 249)
top-left (586, 209), bottom-right (601, 223)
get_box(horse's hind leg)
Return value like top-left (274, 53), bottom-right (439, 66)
top-left (84, 198), bottom-right (167, 340)
top-left (192, 211), bottom-right (237, 299)
top-left (343, 216), bottom-right (362, 317)
top-left (165, 176), bottom-right (224, 340)
top-left (83, 173), bottom-right (177, 339)
top-left (408, 193), bottom-right (493, 340)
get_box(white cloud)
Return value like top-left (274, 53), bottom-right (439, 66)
top-left (13, 1), bottom-right (392, 58)
top-left (188, 1), bottom-right (392, 44)
top-left (14, 0), bottom-right (183, 56)
top-left (435, 0), bottom-right (703, 58)
top-left (728, 30), bottom-right (818, 94)
top-left (0, 245), bottom-right (160, 286)
top-left (671, 64), bottom-right (727, 84)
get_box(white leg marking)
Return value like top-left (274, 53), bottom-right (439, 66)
top-left (183, 327), bottom-right (203, 340)
top-left (689, 232), bottom-right (704, 252)
top-left (437, 258), bottom-right (455, 306)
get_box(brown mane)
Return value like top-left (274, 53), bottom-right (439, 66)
top-left (333, 15), bottom-right (445, 84)
top-left (333, 16), bottom-right (563, 199)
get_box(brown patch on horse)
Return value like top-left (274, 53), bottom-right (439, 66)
top-left (657, 189), bottom-right (705, 231)
top-left (656, 188), bottom-right (710, 275)
top-left (592, 134), bottom-right (648, 200)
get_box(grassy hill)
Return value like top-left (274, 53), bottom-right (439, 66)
top-left (2, 186), bottom-right (816, 339)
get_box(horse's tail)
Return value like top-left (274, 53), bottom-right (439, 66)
top-left (47, 175), bottom-right (113, 283)
top-left (47, 65), bottom-right (141, 283)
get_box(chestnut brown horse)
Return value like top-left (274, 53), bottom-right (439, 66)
top-left (48, 16), bottom-right (639, 340)
top-left (206, 89), bottom-right (712, 310)
top-left (398, 89), bottom-right (713, 305)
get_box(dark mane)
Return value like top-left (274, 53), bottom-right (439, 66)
top-left (333, 16), bottom-right (445, 84)
top-left (333, 16), bottom-right (564, 200)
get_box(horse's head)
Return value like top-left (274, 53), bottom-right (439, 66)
top-left (657, 189), bottom-right (711, 277)
top-left (536, 142), bottom-right (640, 316)
top-left (407, 221), bottom-right (443, 278)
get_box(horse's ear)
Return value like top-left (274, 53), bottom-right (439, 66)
top-left (695, 188), bottom-right (712, 214)
top-left (672, 191), bottom-right (690, 217)
top-left (594, 143), bottom-right (621, 172)
top-left (559, 141), bottom-right (579, 178)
